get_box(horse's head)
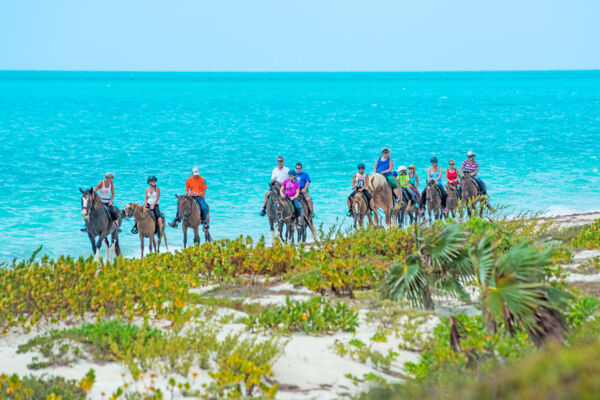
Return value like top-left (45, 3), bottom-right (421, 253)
top-left (122, 202), bottom-right (139, 218)
top-left (176, 194), bottom-right (193, 217)
top-left (352, 194), bottom-right (364, 214)
top-left (425, 180), bottom-right (436, 199)
top-left (460, 174), bottom-right (475, 199)
top-left (80, 187), bottom-right (97, 221)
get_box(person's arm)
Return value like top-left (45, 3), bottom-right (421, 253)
top-left (373, 159), bottom-right (378, 174)
top-left (280, 182), bottom-right (286, 198)
top-left (197, 179), bottom-right (207, 197)
top-left (427, 168), bottom-right (432, 181)
top-left (155, 187), bottom-right (160, 205)
top-left (415, 173), bottom-right (419, 188)
top-left (144, 189), bottom-right (148, 206)
top-left (93, 182), bottom-right (102, 192)
top-left (352, 174), bottom-right (357, 190)
top-left (435, 168), bottom-right (442, 183)
top-left (303, 180), bottom-right (310, 192)
top-left (271, 169), bottom-right (277, 183)
top-left (363, 174), bottom-right (370, 191)
top-left (474, 164), bottom-right (479, 175)
top-left (384, 159), bottom-right (394, 174)
top-left (110, 183), bottom-right (115, 206)
top-left (460, 161), bottom-right (465, 176)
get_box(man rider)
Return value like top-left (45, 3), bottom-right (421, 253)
top-left (460, 151), bottom-right (487, 194)
top-left (169, 167), bottom-right (209, 228)
top-left (295, 162), bottom-right (314, 217)
top-left (260, 156), bottom-right (289, 216)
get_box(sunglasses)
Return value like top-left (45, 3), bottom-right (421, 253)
top-left (277, 160), bottom-right (283, 163)
top-left (449, 163), bottom-right (455, 165)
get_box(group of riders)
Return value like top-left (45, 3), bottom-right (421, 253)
top-left (83, 148), bottom-right (487, 236)
top-left (346, 148), bottom-right (487, 217)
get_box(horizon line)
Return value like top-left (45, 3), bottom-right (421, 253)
top-left (1, 68), bottom-right (599, 73)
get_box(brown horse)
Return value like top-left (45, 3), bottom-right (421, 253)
top-left (425, 180), bottom-right (442, 221)
top-left (123, 203), bottom-right (168, 258)
top-left (368, 173), bottom-right (395, 226)
top-left (175, 195), bottom-right (211, 248)
top-left (446, 183), bottom-right (459, 218)
top-left (352, 192), bottom-right (373, 229)
top-left (460, 172), bottom-right (490, 217)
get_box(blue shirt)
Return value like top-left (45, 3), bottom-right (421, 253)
top-left (296, 172), bottom-right (311, 189)
top-left (376, 157), bottom-right (392, 176)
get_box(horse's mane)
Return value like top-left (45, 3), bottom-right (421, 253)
top-left (86, 189), bottom-right (103, 209)
top-left (368, 173), bottom-right (387, 192)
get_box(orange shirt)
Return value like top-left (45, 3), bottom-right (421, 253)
top-left (185, 176), bottom-right (207, 197)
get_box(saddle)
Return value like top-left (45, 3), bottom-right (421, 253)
top-left (148, 210), bottom-right (165, 235)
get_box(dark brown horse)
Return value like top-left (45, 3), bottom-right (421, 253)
top-left (395, 187), bottom-right (419, 227)
top-left (460, 172), bottom-right (490, 217)
top-left (425, 180), bottom-right (442, 221)
top-left (175, 195), bottom-right (211, 248)
top-left (446, 183), bottom-right (459, 218)
top-left (80, 188), bottom-right (121, 262)
top-left (296, 194), bottom-right (319, 242)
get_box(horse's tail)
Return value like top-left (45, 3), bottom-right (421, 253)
top-left (115, 237), bottom-right (121, 256)
top-left (162, 227), bottom-right (168, 251)
top-left (368, 173), bottom-right (386, 192)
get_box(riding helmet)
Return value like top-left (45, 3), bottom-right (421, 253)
top-left (288, 170), bottom-right (296, 175)
top-left (430, 157), bottom-right (438, 163)
top-left (147, 175), bottom-right (157, 183)
top-left (357, 163), bottom-right (366, 169)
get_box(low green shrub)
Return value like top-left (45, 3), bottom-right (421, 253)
top-left (571, 218), bottom-right (600, 249)
top-left (0, 369), bottom-right (94, 400)
top-left (333, 338), bottom-right (398, 371)
top-left (242, 296), bottom-right (358, 334)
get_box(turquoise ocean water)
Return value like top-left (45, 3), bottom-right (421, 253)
top-left (1, 71), bottom-right (599, 261)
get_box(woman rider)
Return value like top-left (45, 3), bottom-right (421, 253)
top-left (86, 172), bottom-right (120, 230)
top-left (460, 151), bottom-right (487, 194)
top-left (408, 164), bottom-right (420, 201)
top-left (419, 157), bottom-right (448, 214)
top-left (131, 176), bottom-right (163, 234)
top-left (373, 148), bottom-right (400, 200)
top-left (446, 160), bottom-right (460, 198)
top-left (347, 163), bottom-right (375, 216)
top-left (397, 166), bottom-right (419, 206)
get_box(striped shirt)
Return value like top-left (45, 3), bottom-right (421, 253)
top-left (461, 159), bottom-right (479, 174)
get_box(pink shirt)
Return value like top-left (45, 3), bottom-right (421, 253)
top-left (282, 179), bottom-right (299, 197)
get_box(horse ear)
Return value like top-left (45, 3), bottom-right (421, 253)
top-left (175, 194), bottom-right (180, 199)
top-left (90, 187), bottom-right (94, 192)
top-left (79, 187), bottom-right (84, 193)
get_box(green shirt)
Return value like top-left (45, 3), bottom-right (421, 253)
top-left (398, 174), bottom-right (410, 188)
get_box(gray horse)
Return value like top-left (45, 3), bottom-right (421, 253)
top-left (395, 187), bottom-right (419, 227)
top-left (80, 187), bottom-right (121, 262)
top-left (175, 195), bottom-right (211, 248)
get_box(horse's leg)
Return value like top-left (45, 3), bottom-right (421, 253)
top-left (194, 226), bottom-right (200, 246)
top-left (182, 223), bottom-right (188, 249)
top-left (88, 233), bottom-right (97, 256)
top-left (139, 234), bottom-right (144, 258)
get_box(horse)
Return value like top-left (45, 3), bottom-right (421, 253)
top-left (80, 187), bottom-right (121, 262)
top-left (446, 183), bottom-right (459, 218)
top-left (367, 173), bottom-right (395, 227)
top-left (123, 203), bottom-right (168, 258)
top-left (296, 194), bottom-right (319, 243)
top-left (264, 183), bottom-right (295, 243)
top-left (352, 192), bottom-right (373, 229)
top-left (425, 180), bottom-right (443, 221)
top-left (175, 195), bottom-right (211, 248)
top-left (395, 187), bottom-right (419, 227)
top-left (460, 172), bottom-right (490, 217)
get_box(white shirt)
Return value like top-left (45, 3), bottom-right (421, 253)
top-left (271, 166), bottom-right (290, 184)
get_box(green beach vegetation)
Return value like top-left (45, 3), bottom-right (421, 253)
top-left (1, 215), bottom-right (599, 398)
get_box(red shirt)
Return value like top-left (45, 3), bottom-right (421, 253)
top-left (446, 168), bottom-right (459, 184)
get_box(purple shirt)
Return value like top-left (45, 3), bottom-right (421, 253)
top-left (282, 179), bottom-right (299, 197)
top-left (461, 159), bottom-right (479, 174)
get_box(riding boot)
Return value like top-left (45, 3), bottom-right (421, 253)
top-left (260, 207), bottom-right (266, 216)
top-left (169, 212), bottom-right (180, 228)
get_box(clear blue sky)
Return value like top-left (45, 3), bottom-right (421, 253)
top-left (1, 0), bottom-right (599, 71)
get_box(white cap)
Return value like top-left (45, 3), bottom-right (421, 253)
top-left (104, 172), bottom-right (115, 178)
top-left (467, 150), bottom-right (475, 156)
top-left (192, 167), bottom-right (199, 176)
top-left (397, 165), bottom-right (407, 172)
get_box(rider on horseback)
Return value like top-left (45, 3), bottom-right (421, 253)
top-left (81, 172), bottom-right (121, 232)
top-left (280, 170), bottom-right (303, 227)
top-left (419, 157), bottom-right (448, 215)
top-left (169, 167), bottom-right (208, 228)
top-left (407, 164), bottom-right (421, 200)
top-left (295, 162), bottom-right (314, 218)
top-left (260, 156), bottom-right (289, 216)
top-left (460, 151), bottom-right (487, 194)
top-left (131, 176), bottom-right (163, 234)
top-left (373, 148), bottom-right (400, 201)
top-left (397, 166), bottom-right (419, 206)
top-left (346, 163), bottom-right (375, 217)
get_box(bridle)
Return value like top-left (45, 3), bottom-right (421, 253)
top-left (81, 191), bottom-right (96, 221)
